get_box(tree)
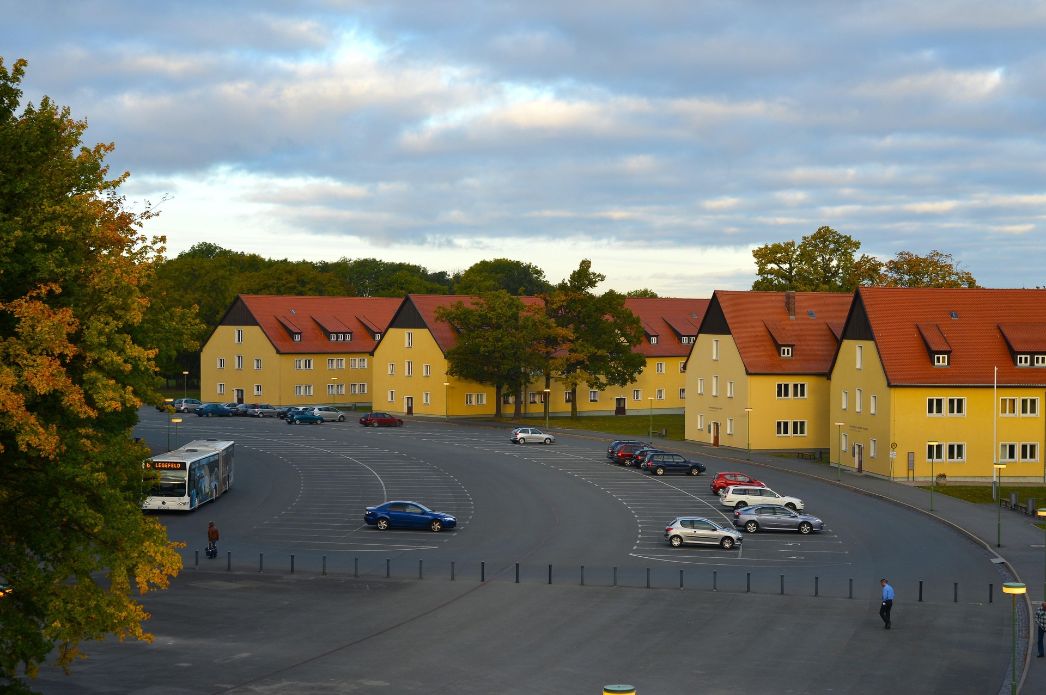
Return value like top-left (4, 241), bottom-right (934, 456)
top-left (881, 250), bottom-right (977, 288)
top-left (545, 260), bottom-right (645, 417)
top-left (454, 259), bottom-right (550, 296)
top-left (436, 292), bottom-right (556, 417)
top-left (752, 226), bottom-right (882, 292)
top-left (0, 58), bottom-right (182, 690)
top-left (626, 288), bottom-right (659, 298)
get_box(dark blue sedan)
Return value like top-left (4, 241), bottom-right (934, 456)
top-left (364, 501), bottom-right (456, 532)
top-left (196, 403), bottom-right (233, 417)
top-left (287, 410), bottom-right (323, 425)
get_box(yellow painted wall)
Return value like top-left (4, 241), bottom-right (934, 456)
top-left (830, 340), bottom-right (894, 477)
top-left (748, 374), bottom-right (831, 450)
top-left (684, 334), bottom-right (749, 447)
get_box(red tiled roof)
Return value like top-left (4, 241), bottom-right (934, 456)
top-left (624, 297), bottom-right (709, 357)
top-left (998, 323), bottom-right (1046, 353)
top-left (857, 287), bottom-right (1046, 385)
top-left (405, 295), bottom-right (546, 354)
top-left (714, 291), bottom-right (853, 374)
top-left (916, 323), bottom-right (951, 353)
top-left (237, 295), bottom-right (400, 354)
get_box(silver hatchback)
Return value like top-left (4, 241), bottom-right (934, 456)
top-left (664, 516), bottom-right (742, 550)
top-left (732, 504), bottom-right (824, 535)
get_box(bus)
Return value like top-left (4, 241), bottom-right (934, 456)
top-left (142, 439), bottom-right (235, 511)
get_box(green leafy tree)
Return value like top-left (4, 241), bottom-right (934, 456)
top-left (882, 250), bottom-right (977, 288)
top-left (337, 258), bottom-right (450, 297)
top-left (0, 58), bottom-right (182, 690)
top-left (545, 260), bottom-right (645, 417)
top-left (454, 259), bottom-right (550, 296)
top-left (752, 226), bottom-right (882, 291)
top-left (626, 288), bottom-right (659, 298)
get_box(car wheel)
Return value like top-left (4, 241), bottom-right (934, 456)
top-left (654, 467), bottom-right (665, 476)
top-left (430, 520), bottom-right (443, 533)
top-left (376, 518), bottom-right (390, 531)
top-left (798, 521), bottom-right (813, 534)
top-left (543, 437), bottom-right (552, 444)
top-left (720, 536), bottom-right (736, 550)
top-left (334, 415), bottom-right (343, 422)
top-left (744, 521), bottom-right (759, 533)
top-left (688, 467), bottom-right (701, 476)
top-left (785, 503), bottom-right (798, 511)
top-left (669, 535), bottom-right (683, 548)
top-left (734, 501), bottom-right (748, 510)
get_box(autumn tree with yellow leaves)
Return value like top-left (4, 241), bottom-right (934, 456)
top-left (0, 58), bottom-right (184, 691)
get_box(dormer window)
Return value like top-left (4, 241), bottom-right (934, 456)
top-left (934, 353), bottom-right (949, 367)
top-left (374, 332), bottom-right (381, 341)
top-left (780, 346), bottom-right (793, 358)
top-left (292, 333), bottom-right (301, 342)
top-left (649, 336), bottom-right (658, 345)
top-left (1017, 354), bottom-right (1031, 367)
top-left (681, 336), bottom-right (695, 344)
top-left (1036, 355), bottom-right (1046, 367)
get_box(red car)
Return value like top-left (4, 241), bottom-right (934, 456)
top-left (359, 412), bottom-right (404, 427)
top-left (613, 443), bottom-right (648, 465)
top-left (710, 472), bottom-right (766, 495)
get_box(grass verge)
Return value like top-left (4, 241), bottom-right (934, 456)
top-left (495, 414), bottom-right (686, 440)
top-left (929, 485), bottom-right (1046, 507)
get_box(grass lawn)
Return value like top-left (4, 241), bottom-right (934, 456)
top-left (495, 414), bottom-right (686, 440)
top-left (930, 484), bottom-right (1046, 508)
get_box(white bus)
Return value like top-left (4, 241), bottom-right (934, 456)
top-left (142, 439), bottom-right (235, 511)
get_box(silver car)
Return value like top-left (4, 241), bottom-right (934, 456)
top-left (173, 398), bottom-right (202, 413)
top-left (732, 504), bottom-right (824, 535)
top-left (511, 427), bottom-right (555, 444)
top-left (246, 403), bottom-right (278, 417)
top-left (312, 406), bottom-right (346, 422)
top-left (664, 516), bottom-right (742, 550)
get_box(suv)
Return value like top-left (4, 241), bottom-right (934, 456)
top-left (606, 440), bottom-right (647, 459)
top-left (246, 403), bottom-right (278, 417)
top-left (612, 443), bottom-right (648, 465)
top-left (664, 517), bottom-right (742, 549)
top-left (720, 485), bottom-right (804, 512)
top-left (510, 427), bottom-right (554, 444)
top-left (710, 472), bottom-right (766, 495)
top-left (173, 398), bottom-right (202, 413)
top-left (314, 406), bottom-right (347, 422)
top-left (642, 453), bottom-right (706, 477)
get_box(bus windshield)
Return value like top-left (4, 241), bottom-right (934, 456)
top-left (148, 470), bottom-right (187, 497)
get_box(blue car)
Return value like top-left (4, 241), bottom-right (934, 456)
top-left (287, 410), bottom-right (323, 425)
top-left (364, 501), bottom-right (456, 533)
top-left (196, 403), bottom-right (233, 417)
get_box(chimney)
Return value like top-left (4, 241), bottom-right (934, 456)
top-left (785, 291), bottom-right (796, 320)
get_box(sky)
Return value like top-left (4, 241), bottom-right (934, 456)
top-left (3, 1), bottom-right (1045, 296)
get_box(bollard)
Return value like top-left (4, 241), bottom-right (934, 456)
top-left (814, 576), bottom-right (819, 597)
top-left (226, 551), bottom-right (231, 571)
top-left (195, 550), bottom-right (199, 569)
top-left (680, 569), bottom-right (684, 590)
top-left (953, 582), bottom-right (958, 603)
top-left (515, 563), bottom-right (519, 584)
top-left (259, 553), bottom-right (264, 573)
top-left (548, 564), bottom-right (552, 585)
top-left (603, 686), bottom-right (636, 695)
top-left (481, 561), bottom-right (486, 582)
top-left (291, 554), bottom-right (295, 574)
top-left (353, 557), bottom-right (358, 578)
top-left (452, 561), bottom-right (456, 581)
top-left (386, 558), bottom-right (390, 578)
top-left (419, 559), bottom-right (423, 580)
top-left (581, 565), bottom-right (585, 586)
top-left (713, 570), bottom-right (718, 591)
top-left (780, 574), bottom-right (785, 595)
top-left (323, 555), bottom-right (327, 576)
top-left (613, 566), bottom-right (618, 587)
top-left (918, 580), bottom-right (923, 602)
top-left (849, 578), bottom-right (853, 599)
top-left (746, 572), bottom-right (751, 593)
top-left (989, 583), bottom-right (993, 603)
top-left (646, 567), bottom-right (651, 589)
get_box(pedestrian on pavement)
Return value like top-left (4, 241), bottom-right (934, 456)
top-left (207, 521), bottom-right (220, 558)
top-left (1035, 601), bottom-right (1046, 658)
top-left (880, 578), bottom-right (894, 629)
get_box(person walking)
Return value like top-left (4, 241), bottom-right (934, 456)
top-left (880, 578), bottom-right (894, 629)
top-left (1035, 601), bottom-right (1046, 658)
top-left (207, 521), bottom-right (220, 558)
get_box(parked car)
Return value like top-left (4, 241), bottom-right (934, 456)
top-left (642, 453), bottom-right (706, 477)
top-left (196, 403), bottom-right (233, 417)
top-left (720, 485), bottom-right (804, 512)
top-left (510, 427), bottom-right (555, 444)
top-left (710, 472), bottom-right (766, 495)
top-left (632, 448), bottom-right (666, 469)
top-left (222, 402), bottom-right (241, 412)
top-left (364, 501), bottom-right (456, 532)
top-left (287, 410), bottom-right (323, 425)
top-left (663, 516), bottom-right (742, 549)
top-left (173, 398), bottom-right (203, 413)
top-left (232, 403), bottom-right (257, 416)
top-left (612, 443), bottom-right (649, 465)
top-left (606, 440), bottom-right (648, 459)
top-left (733, 505), bottom-right (824, 535)
top-left (280, 406), bottom-right (309, 420)
top-left (246, 403), bottom-right (278, 417)
top-left (313, 406), bottom-right (347, 422)
top-left (358, 411), bottom-right (401, 426)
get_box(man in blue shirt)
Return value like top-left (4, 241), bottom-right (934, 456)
top-left (880, 578), bottom-right (895, 629)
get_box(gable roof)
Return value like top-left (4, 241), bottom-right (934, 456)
top-left (702, 290), bottom-right (853, 375)
top-left (623, 297), bottom-right (709, 357)
top-left (388, 294), bottom-right (546, 354)
top-left (223, 295), bottom-right (401, 354)
top-left (848, 287), bottom-right (1046, 386)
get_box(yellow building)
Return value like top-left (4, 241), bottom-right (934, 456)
top-left (372, 294), bottom-right (708, 418)
top-left (830, 287), bottom-right (1046, 482)
top-left (199, 295), bottom-right (400, 407)
top-left (684, 291), bottom-right (852, 452)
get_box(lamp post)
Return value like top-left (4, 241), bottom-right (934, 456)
top-left (995, 463), bottom-right (1007, 547)
top-left (744, 407), bottom-right (752, 461)
top-left (648, 397), bottom-right (655, 439)
top-left (443, 382), bottom-right (449, 419)
top-left (182, 370), bottom-right (189, 399)
top-left (543, 388), bottom-right (550, 430)
top-left (171, 417), bottom-right (182, 449)
top-left (1038, 507), bottom-right (1046, 602)
top-left (926, 441), bottom-right (939, 512)
top-left (834, 422), bottom-right (845, 481)
top-left (1002, 582), bottom-right (1026, 695)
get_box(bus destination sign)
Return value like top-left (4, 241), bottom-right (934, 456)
top-left (146, 460), bottom-right (186, 470)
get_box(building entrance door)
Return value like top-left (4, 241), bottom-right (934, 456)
top-left (854, 443), bottom-right (864, 473)
top-left (712, 421), bottom-right (720, 447)
top-left (405, 396), bottom-right (414, 415)
top-left (234, 388), bottom-right (244, 404)
top-left (615, 397), bottom-right (627, 415)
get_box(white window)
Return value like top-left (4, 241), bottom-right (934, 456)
top-left (777, 383), bottom-right (791, 399)
top-left (1035, 355), bottom-right (1046, 367)
top-left (589, 390), bottom-right (599, 402)
top-left (712, 376), bottom-right (719, 397)
top-left (1000, 397), bottom-right (1017, 416)
top-left (946, 443), bottom-right (965, 462)
top-left (870, 395), bottom-right (877, 415)
top-left (632, 389), bottom-right (641, 401)
top-left (727, 381), bottom-right (735, 398)
top-left (656, 361), bottom-right (665, 374)
top-left (1017, 354), bottom-right (1030, 366)
top-left (528, 392), bottom-right (537, 404)
top-left (374, 333), bottom-right (381, 341)
top-left (405, 331), bottom-right (413, 348)
top-left (947, 397), bottom-right (965, 416)
top-left (679, 360), bottom-right (686, 373)
top-left (217, 383), bottom-right (225, 395)
top-left (327, 358), bottom-right (345, 369)
top-left (697, 378), bottom-right (704, 395)
top-left (354, 383), bottom-right (368, 394)
top-left (358, 357), bottom-right (368, 369)
top-left (780, 346), bottom-right (792, 358)
top-left (235, 329), bottom-right (243, 343)
top-left (656, 388), bottom-right (665, 400)
top-left (792, 420), bottom-right (807, 436)
top-left (1020, 397), bottom-right (1038, 416)
top-left (295, 384), bottom-right (313, 396)
top-left (855, 388), bottom-right (863, 413)
top-left (926, 442), bottom-right (943, 460)
top-left (697, 414), bottom-right (704, 429)
top-left (1000, 443), bottom-right (1017, 462)
top-left (387, 363), bottom-right (395, 376)
top-left (776, 420), bottom-right (790, 436)
top-left (292, 333), bottom-right (301, 342)
top-left (794, 383), bottom-right (807, 399)
top-left (423, 363), bottom-right (432, 377)
top-left (712, 339), bottom-right (719, 361)
top-left (327, 383), bottom-right (344, 395)
top-left (235, 355), bottom-right (244, 370)
top-left (466, 393), bottom-right (475, 406)
top-left (841, 433), bottom-right (848, 451)
top-left (681, 336), bottom-right (695, 344)
top-left (1020, 443), bottom-right (1039, 461)
top-left (679, 388), bottom-right (686, 399)
top-left (423, 391), bottom-right (431, 405)
top-left (934, 353), bottom-right (949, 366)
top-left (927, 398), bottom-right (944, 416)
top-left (388, 390), bottom-right (395, 402)
top-left (217, 357), bottom-right (225, 369)
top-left (254, 358), bottom-right (262, 370)
top-left (350, 357), bottom-right (359, 369)
top-left (253, 384), bottom-right (262, 396)
top-left (405, 361), bottom-right (413, 377)
top-left (841, 390), bottom-right (848, 410)
top-left (870, 438), bottom-right (877, 458)
top-left (856, 344), bottom-right (863, 369)
top-left (649, 335), bottom-right (658, 345)
top-left (726, 418), bottom-right (734, 435)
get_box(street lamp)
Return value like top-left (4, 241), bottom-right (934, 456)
top-left (744, 407), bottom-right (753, 461)
top-left (181, 370), bottom-right (189, 399)
top-left (834, 422), bottom-right (845, 481)
top-left (994, 463), bottom-right (1007, 547)
top-left (1002, 582), bottom-right (1026, 695)
top-left (543, 388), bottom-right (551, 430)
top-left (927, 441), bottom-right (939, 512)
top-left (443, 382), bottom-right (450, 419)
top-left (1038, 507), bottom-right (1046, 602)
top-left (171, 417), bottom-right (182, 449)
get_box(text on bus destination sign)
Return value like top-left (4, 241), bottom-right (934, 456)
top-left (147, 460), bottom-right (186, 470)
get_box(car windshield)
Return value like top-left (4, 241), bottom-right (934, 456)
top-left (413, 503), bottom-right (432, 513)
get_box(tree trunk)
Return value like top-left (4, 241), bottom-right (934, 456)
top-left (494, 381), bottom-right (503, 418)
top-left (513, 385), bottom-right (523, 417)
top-left (570, 385), bottom-right (578, 418)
